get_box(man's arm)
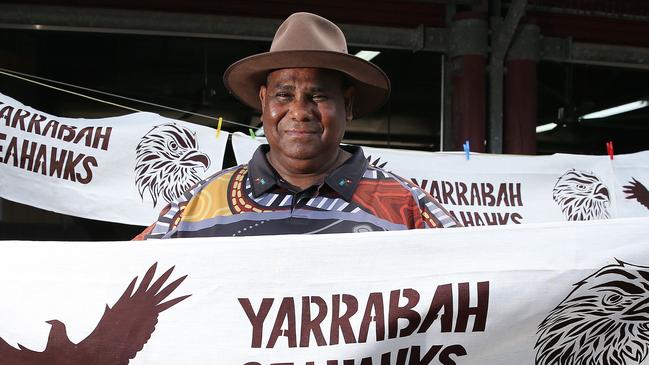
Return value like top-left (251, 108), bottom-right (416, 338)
top-left (398, 174), bottom-right (461, 228)
top-left (418, 189), bottom-right (462, 228)
top-left (131, 205), bottom-right (173, 240)
top-left (132, 224), bottom-right (155, 241)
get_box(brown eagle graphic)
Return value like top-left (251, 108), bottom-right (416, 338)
top-left (552, 169), bottom-right (610, 221)
top-left (135, 123), bottom-right (211, 207)
top-left (0, 263), bottom-right (190, 364)
top-left (623, 178), bottom-right (649, 210)
top-left (535, 260), bottom-right (649, 365)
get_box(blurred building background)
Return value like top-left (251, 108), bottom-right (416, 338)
top-left (1, 0), bottom-right (649, 240)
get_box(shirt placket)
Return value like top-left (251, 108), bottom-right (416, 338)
top-left (289, 185), bottom-right (320, 216)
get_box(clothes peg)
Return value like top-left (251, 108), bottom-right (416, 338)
top-left (606, 141), bottom-right (614, 160)
top-left (463, 140), bottom-right (470, 161)
top-left (216, 116), bottom-right (223, 138)
top-left (249, 128), bottom-right (256, 139)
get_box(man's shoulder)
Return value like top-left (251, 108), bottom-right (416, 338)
top-left (353, 164), bottom-right (422, 205)
top-left (360, 164), bottom-right (418, 189)
top-left (197, 164), bottom-right (247, 189)
top-left (359, 164), bottom-right (461, 228)
top-left (174, 164), bottom-right (248, 205)
top-left (142, 164), bottom-right (250, 239)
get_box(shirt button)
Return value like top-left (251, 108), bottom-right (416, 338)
top-left (338, 178), bottom-right (352, 186)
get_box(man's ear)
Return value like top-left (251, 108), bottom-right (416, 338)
top-left (344, 86), bottom-right (355, 121)
top-left (259, 85), bottom-right (267, 115)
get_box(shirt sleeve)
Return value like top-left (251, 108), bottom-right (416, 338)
top-left (385, 171), bottom-right (462, 228)
top-left (415, 185), bottom-right (462, 228)
top-left (131, 204), bottom-right (174, 240)
top-left (132, 224), bottom-right (155, 241)
top-left (391, 173), bottom-right (461, 228)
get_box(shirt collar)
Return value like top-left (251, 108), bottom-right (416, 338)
top-left (248, 144), bottom-right (368, 201)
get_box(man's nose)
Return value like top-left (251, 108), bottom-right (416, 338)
top-left (289, 96), bottom-right (316, 121)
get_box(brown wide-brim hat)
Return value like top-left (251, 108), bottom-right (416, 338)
top-left (223, 12), bottom-right (390, 118)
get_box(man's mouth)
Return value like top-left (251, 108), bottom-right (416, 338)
top-left (285, 129), bottom-right (319, 135)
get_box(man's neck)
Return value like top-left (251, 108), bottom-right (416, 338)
top-left (267, 148), bottom-right (351, 191)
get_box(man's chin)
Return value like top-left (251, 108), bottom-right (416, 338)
top-left (279, 139), bottom-right (321, 156)
top-left (284, 149), bottom-right (320, 161)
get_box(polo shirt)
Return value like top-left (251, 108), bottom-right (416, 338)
top-left (138, 145), bottom-right (459, 239)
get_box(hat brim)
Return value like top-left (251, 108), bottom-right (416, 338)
top-left (223, 50), bottom-right (390, 118)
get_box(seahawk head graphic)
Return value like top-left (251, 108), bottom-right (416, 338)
top-left (535, 260), bottom-right (649, 365)
top-left (135, 123), bottom-right (210, 207)
top-left (552, 169), bottom-right (610, 221)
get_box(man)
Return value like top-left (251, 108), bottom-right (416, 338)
top-left (134, 12), bottom-right (458, 239)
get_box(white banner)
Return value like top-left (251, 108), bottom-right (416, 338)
top-left (232, 132), bottom-right (649, 226)
top-left (0, 93), bottom-right (229, 226)
top-left (1, 218), bottom-right (649, 364)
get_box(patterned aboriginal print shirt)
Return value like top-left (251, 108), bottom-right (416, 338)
top-left (137, 145), bottom-right (460, 239)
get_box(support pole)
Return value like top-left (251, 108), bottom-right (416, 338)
top-left (504, 23), bottom-right (540, 154)
top-left (488, 0), bottom-right (527, 153)
top-left (441, 3), bottom-right (456, 152)
top-left (449, 12), bottom-right (488, 152)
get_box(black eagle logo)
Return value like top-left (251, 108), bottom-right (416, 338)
top-left (552, 169), bottom-right (611, 221)
top-left (0, 263), bottom-right (189, 365)
top-left (536, 260), bottom-right (649, 365)
top-left (366, 155), bottom-right (388, 169)
top-left (135, 123), bottom-right (210, 207)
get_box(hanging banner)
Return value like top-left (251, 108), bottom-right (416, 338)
top-left (0, 93), bottom-right (229, 226)
top-left (1, 218), bottom-right (649, 364)
top-left (232, 132), bottom-right (649, 226)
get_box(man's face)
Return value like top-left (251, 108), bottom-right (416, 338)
top-left (259, 68), bottom-right (353, 165)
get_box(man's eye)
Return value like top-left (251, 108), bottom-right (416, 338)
top-left (275, 93), bottom-right (291, 99)
top-left (313, 94), bottom-right (327, 101)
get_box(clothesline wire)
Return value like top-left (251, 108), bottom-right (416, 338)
top-left (0, 67), bottom-right (257, 130)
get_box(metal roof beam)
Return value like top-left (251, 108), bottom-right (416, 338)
top-left (0, 3), bottom-right (448, 52)
top-left (541, 37), bottom-right (649, 70)
top-left (2, 4), bottom-right (648, 69)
